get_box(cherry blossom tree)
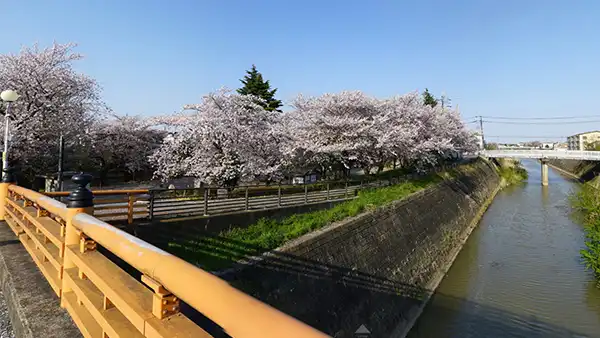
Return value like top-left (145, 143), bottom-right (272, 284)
top-left (152, 88), bottom-right (476, 186)
top-left (283, 91), bottom-right (380, 178)
top-left (373, 93), bottom-right (423, 170)
top-left (150, 89), bottom-right (284, 187)
top-left (82, 115), bottom-right (165, 185)
top-left (283, 91), bottom-right (476, 177)
top-left (0, 43), bottom-right (106, 182)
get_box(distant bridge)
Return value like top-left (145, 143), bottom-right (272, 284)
top-left (481, 149), bottom-right (600, 161)
top-left (480, 149), bottom-right (600, 186)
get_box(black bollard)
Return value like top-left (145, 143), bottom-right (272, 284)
top-left (67, 173), bottom-right (94, 208)
top-left (1, 166), bottom-right (15, 183)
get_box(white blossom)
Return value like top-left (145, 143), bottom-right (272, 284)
top-left (150, 89), bottom-right (284, 187)
top-left (0, 43), bottom-right (105, 178)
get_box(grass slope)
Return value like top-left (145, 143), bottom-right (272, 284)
top-left (166, 164), bottom-right (489, 271)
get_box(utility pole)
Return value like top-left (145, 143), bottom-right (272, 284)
top-left (57, 134), bottom-right (64, 191)
top-left (478, 115), bottom-right (485, 149)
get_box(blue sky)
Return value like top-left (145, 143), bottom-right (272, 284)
top-left (3, 1), bottom-right (600, 142)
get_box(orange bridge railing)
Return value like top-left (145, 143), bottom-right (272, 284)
top-left (0, 173), bottom-right (328, 338)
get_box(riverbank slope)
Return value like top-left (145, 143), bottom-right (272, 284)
top-left (218, 158), bottom-right (503, 337)
top-left (546, 159), bottom-right (600, 183)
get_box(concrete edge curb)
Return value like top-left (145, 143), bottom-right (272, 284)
top-left (0, 222), bottom-right (81, 338)
top-left (0, 237), bottom-right (29, 338)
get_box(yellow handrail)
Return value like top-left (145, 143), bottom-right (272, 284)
top-left (9, 185), bottom-right (69, 220)
top-left (44, 189), bottom-right (149, 197)
top-left (72, 212), bottom-right (327, 338)
top-left (1, 182), bottom-right (328, 337)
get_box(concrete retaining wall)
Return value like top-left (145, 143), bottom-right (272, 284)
top-left (546, 159), bottom-right (600, 182)
top-left (218, 159), bottom-right (501, 338)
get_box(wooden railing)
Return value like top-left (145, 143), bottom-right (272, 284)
top-left (44, 190), bottom-right (150, 224)
top-left (0, 174), bottom-right (328, 338)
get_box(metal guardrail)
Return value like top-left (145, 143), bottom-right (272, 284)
top-left (41, 163), bottom-right (462, 223)
top-left (149, 183), bottom-right (361, 220)
top-left (0, 174), bottom-right (328, 338)
top-left (482, 149), bottom-right (600, 161)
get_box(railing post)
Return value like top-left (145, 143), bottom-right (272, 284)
top-left (127, 193), bottom-right (135, 224)
top-left (148, 189), bottom-right (155, 221)
top-left (304, 184), bottom-right (308, 204)
top-left (277, 185), bottom-right (281, 207)
top-left (244, 186), bottom-right (249, 211)
top-left (0, 167), bottom-right (15, 221)
top-left (345, 181), bottom-right (348, 199)
top-left (326, 183), bottom-right (330, 200)
top-left (203, 187), bottom-right (209, 216)
top-left (61, 173), bottom-right (94, 305)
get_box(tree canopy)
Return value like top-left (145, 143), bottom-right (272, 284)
top-left (237, 65), bottom-right (283, 112)
top-left (0, 43), bottom-right (106, 181)
top-left (151, 89), bottom-right (477, 186)
top-left (422, 88), bottom-right (438, 107)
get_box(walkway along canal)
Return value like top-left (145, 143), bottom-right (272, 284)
top-left (408, 160), bottom-right (600, 337)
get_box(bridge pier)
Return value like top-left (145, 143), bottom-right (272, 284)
top-left (541, 160), bottom-right (549, 186)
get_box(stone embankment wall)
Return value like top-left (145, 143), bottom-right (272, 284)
top-left (218, 159), bottom-right (502, 338)
top-left (546, 159), bottom-right (600, 182)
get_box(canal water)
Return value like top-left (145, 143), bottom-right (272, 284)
top-left (409, 160), bottom-right (600, 338)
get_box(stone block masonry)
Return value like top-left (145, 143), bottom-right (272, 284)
top-left (218, 159), bottom-right (501, 338)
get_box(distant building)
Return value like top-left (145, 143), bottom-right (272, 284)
top-left (555, 142), bottom-right (568, 149)
top-left (540, 142), bottom-right (555, 150)
top-left (567, 131), bottom-right (600, 150)
top-left (475, 133), bottom-right (484, 150)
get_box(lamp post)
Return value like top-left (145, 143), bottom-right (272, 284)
top-left (1, 90), bottom-right (19, 179)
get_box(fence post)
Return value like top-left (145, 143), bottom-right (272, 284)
top-left (244, 186), bottom-right (249, 211)
top-left (304, 184), bottom-right (308, 204)
top-left (326, 183), bottom-right (330, 200)
top-left (0, 167), bottom-right (14, 221)
top-left (345, 181), bottom-right (348, 199)
top-left (148, 190), bottom-right (155, 221)
top-left (203, 188), bottom-right (209, 216)
top-left (61, 173), bottom-right (94, 308)
top-left (278, 185), bottom-right (282, 207)
top-left (127, 193), bottom-right (135, 224)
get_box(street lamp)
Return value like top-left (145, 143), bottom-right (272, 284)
top-left (1, 90), bottom-right (19, 179)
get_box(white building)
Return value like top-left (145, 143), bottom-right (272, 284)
top-left (475, 134), bottom-right (484, 150)
top-left (567, 131), bottom-right (600, 150)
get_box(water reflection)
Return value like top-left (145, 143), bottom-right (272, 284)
top-left (409, 160), bottom-right (600, 337)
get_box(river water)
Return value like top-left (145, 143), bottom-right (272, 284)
top-left (408, 160), bottom-right (600, 338)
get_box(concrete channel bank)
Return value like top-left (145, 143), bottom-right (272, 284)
top-left (545, 158), bottom-right (600, 182)
top-left (219, 158), bottom-right (503, 338)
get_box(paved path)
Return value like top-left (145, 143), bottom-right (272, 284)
top-left (0, 292), bottom-right (13, 338)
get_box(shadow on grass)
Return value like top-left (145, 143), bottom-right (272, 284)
top-left (123, 230), bottom-right (587, 338)
top-left (101, 161), bottom-right (585, 337)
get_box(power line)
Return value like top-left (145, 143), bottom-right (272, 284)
top-left (486, 135), bottom-right (567, 139)
top-left (481, 119), bottom-right (600, 125)
top-left (480, 115), bottom-right (600, 120)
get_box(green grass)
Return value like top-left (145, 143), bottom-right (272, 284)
top-left (571, 183), bottom-right (600, 284)
top-left (167, 173), bottom-right (444, 271)
top-left (497, 163), bottom-right (528, 185)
